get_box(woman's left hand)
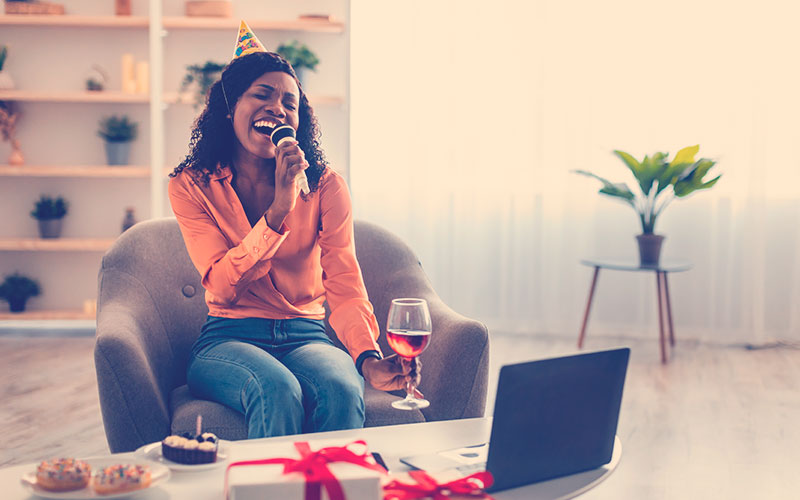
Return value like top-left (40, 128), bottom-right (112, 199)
top-left (361, 355), bottom-right (423, 397)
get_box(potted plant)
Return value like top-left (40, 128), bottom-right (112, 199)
top-left (0, 272), bottom-right (40, 313)
top-left (31, 194), bottom-right (68, 239)
top-left (575, 145), bottom-right (721, 265)
top-left (0, 100), bottom-right (23, 165)
top-left (179, 61), bottom-right (225, 109)
top-left (0, 45), bottom-right (14, 90)
top-left (276, 40), bottom-right (319, 88)
top-left (98, 114), bottom-right (138, 165)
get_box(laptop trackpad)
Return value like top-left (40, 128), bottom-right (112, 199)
top-left (400, 443), bottom-right (488, 473)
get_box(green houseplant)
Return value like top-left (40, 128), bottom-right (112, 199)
top-left (276, 40), bottom-right (319, 87)
top-left (98, 114), bottom-right (138, 165)
top-left (0, 45), bottom-right (14, 90)
top-left (575, 145), bottom-right (721, 265)
top-left (0, 272), bottom-right (41, 313)
top-left (179, 60), bottom-right (225, 109)
top-left (30, 194), bottom-right (69, 239)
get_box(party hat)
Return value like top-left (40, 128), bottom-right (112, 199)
top-left (233, 20), bottom-right (267, 59)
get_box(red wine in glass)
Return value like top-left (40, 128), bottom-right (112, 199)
top-left (387, 298), bottom-right (432, 410)
top-left (387, 330), bottom-right (431, 358)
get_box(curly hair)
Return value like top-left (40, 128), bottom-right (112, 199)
top-left (170, 52), bottom-right (328, 191)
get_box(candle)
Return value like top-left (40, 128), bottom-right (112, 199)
top-left (136, 61), bottom-right (149, 94)
top-left (196, 415), bottom-right (202, 436)
top-left (121, 53), bottom-right (136, 94)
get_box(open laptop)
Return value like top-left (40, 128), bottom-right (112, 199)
top-left (401, 347), bottom-right (630, 492)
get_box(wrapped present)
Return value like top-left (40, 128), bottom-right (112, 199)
top-left (225, 440), bottom-right (386, 500)
top-left (383, 470), bottom-right (495, 500)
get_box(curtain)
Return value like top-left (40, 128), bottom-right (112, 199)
top-left (350, 0), bottom-right (800, 343)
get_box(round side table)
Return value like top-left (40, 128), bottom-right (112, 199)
top-left (578, 259), bottom-right (692, 363)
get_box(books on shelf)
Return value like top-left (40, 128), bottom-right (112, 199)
top-left (5, 1), bottom-right (65, 15)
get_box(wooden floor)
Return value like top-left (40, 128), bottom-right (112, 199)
top-left (1, 333), bottom-right (799, 499)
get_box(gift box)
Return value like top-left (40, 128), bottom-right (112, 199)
top-left (382, 470), bottom-right (495, 500)
top-left (226, 440), bottom-right (386, 500)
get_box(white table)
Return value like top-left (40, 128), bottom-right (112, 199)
top-left (1, 418), bottom-right (620, 500)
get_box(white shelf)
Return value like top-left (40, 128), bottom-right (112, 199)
top-left (0, 165), bottom-right (151, 178)
top-left (0, 90), bottom-right (344, 106)
top-left (0, 238), bottom-right (116, 252)
top-left (0, 310), bottom-right (95, 321)
top-left (0, 15), bottom-right (344, 32)
top-left (0, 90), bottom-right (149, 103)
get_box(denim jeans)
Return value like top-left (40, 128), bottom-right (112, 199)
top-left (187, 316), bottom-right (365, 439)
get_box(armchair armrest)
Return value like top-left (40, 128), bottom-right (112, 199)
top-left (95, 270), bottom-right (174, 453)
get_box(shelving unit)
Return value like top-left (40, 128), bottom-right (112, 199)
top-left (0, 3), bottom-right (349, 322)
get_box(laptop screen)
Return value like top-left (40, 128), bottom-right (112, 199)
top-left (486, 347), bottom-right (629, 492)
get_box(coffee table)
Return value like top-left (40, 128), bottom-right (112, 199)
top-left (0, 418), bottom-right (620, 499)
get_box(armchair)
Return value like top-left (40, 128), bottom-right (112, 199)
top-left (95, 218), bottom-right (489, 452)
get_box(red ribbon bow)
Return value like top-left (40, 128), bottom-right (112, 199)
top-left (224, 440), bottom-right (387, 500)
top-left (383, 470), bottom-right (495, 500)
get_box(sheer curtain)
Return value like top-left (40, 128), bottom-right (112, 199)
top-left (350, 1), bottom-right (800, 344)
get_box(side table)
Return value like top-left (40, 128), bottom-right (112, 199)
top-left (578, 259), bottom-right (692, 363)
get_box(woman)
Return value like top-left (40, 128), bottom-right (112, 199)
top-left (168, 49), bottom-right (417, 438)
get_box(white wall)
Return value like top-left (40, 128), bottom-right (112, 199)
top-left (350, 0), bottom-right (800, 343)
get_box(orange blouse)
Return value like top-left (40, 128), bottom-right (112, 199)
top-left (167, 166), bottom-right (382, 363)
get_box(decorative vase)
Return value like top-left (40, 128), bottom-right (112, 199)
top-left (121, 207), bottom-right (137, 233)
top-left (104, 141), bottom-right (131, 165)
top-left (38, 218), bottom-right (63, 239)
top-left (0, 71), bottom-right (14, 90)
top-left (8, 296), bottom-right (27, 313)
top-left (115, 0), bottom-right (132, 16)
top-left (636, 234), bottom-right (665, 266)
top-left (8, 139), bottom-right (24, 165)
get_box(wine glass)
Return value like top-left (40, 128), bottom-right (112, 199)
top-left (386, 298), bottom-right (432, 410)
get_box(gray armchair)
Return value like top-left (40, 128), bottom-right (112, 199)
top-left (95, 218), bottom-right (489, 453)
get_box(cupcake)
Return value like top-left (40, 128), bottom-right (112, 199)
top-left (161, 416), bottom-right (218, 464)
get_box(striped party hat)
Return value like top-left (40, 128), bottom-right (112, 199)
top-left (233, 20), bottom-right (267, 59)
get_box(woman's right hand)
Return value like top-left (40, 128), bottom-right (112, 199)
top-left (265, 139), bottom-right (309, 231)
top-left (361, 355), bottom-right (423, 396)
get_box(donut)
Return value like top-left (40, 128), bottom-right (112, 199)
top-left (36, 458), bottom-right (91, 492)
top-left (91, 464), bottom-right (151, 495)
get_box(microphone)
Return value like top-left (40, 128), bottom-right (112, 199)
top-left (270, 124), bottom-right (310, 195)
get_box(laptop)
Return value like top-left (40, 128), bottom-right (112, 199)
top-left (400, 347), bottom-right (630, 492)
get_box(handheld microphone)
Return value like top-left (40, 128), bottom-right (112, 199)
top-left (270, 125), bottom-right (310, 195)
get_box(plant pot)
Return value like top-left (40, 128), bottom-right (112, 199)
top-left (0, 71), bottom-right (15, 90)
top-left (7, 296), bottom-right (27, 313)
top-left (104, 141), bottom-right (131, 165)
top-left (637, 234), bottom-right (665, 266)
top-left (295, 66), bottom-right (308, 88)
top-left (38, 218), bottom-right (63, 239)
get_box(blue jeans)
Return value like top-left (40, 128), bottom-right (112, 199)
top-left (187, 316), bottom-right (365, 439)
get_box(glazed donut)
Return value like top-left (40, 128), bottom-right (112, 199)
top-left (91, 464), bottom-right (151, 495)
top-left (36, 458), bottom-right (91, 492)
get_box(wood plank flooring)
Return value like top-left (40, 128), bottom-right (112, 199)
top-left (1, 333), bottom-right (799, 499)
